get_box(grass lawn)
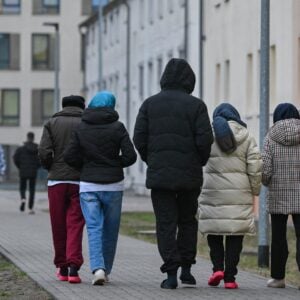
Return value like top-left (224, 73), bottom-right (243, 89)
top-left (0, 254), bottom-right (53, 299)
top-left (120, 212), bottom-right (300, 287)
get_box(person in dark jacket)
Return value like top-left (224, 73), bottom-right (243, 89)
top-left (133, 58), bottom-right (214, 289)
top-left (64, 91), bottom-right (136, 285)
top-left (0, 145), bottom-right (6, 182)
top-left (38, 95), bottom-right (86, 284)
top-left (13, 132), bottom-right (40, 214)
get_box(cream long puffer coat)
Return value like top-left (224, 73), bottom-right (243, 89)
top-left (198, 121), bottom-right (262, 235)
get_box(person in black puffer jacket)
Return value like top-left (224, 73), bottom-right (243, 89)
top-left (64, 91), bottom-right (136, 285)
top-left (13, 132), bottom-right (40, 214)
top-left (133, 58), bottom-right (214, 289)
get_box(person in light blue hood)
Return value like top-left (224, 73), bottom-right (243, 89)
top-left (88, 91), bottom-right (116, 109)
top-left (64, 90), bottom-right (137, 285)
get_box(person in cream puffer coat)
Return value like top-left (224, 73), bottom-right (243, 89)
top-left (199, 103), bottom-right (262, 289)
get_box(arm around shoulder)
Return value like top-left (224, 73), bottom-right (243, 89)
top-left (63, 131), bottom-right (83, 171)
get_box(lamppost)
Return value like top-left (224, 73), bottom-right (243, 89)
top-left (43, 22), bottom-right (60, 113)
top-left (258, 0), bottom-right (270, 268)
top-left (98, 2), bottom-right (103, 90)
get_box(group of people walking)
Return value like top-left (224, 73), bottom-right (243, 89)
top-left (11, 58), bottom-right (300, 290)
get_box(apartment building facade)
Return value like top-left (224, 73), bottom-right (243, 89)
top-left (0, 0), bottom-right (99, 180)
top-left (82, 0), bottom-right (300, 194)
top-left (81, 0), bottom-right (200, 193)
top-left (204, 0), bottom-right (300, 139)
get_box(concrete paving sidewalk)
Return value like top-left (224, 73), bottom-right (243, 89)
top-left (0, 190), bottom-right (299, 300)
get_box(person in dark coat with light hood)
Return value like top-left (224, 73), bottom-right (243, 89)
top-left (133, 58), bottom-right (214, 289)
top-left (13, 132), bottom-right (40, 214)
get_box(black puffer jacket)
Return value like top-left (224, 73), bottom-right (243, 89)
top-left (133, 58), bottom-right (214, 191)
top-left (13, 142), bottom-right (40, 178)
top-left (64, 107), bottom-right (137, 184)
top-left (38, 106), bottom-right (83, 180)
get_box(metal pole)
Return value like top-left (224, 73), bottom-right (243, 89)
top-left (184, 0), bottom-right (189, 60)
top-left (124, 0), bottom-right (131, 132)
top-left (258, 0), bottom-right (270, 268)
top-left (54, 25), bottom-right (60, 112)
top-left (199, 0), bottom-right (204, 99)
top-left (98, 2), bottom-right (103, 90)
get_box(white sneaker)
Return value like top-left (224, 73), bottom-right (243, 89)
top-left (28, 209), bottom-right (35, 215)
top-left (267, 278), bottom-right (285, 288)
top-left (92, 269), bottom-right (105, 286)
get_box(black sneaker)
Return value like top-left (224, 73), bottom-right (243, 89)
top-left (160, 275), bottom-right (178, 289)
top-left (20, 200), bottom-right (25, 212)
top-left (180, 272), bottom-right (196, 285)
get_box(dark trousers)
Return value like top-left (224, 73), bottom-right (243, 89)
top-left (270, 214), bottom-right (300, 279)
top-left (207, 235), bottom-right (244, 282)
top-left (20, 177), bottom-right (36, 210)
top-left (48, 184), bottom-right (85, 269)
top-left (151, 188), bottom-right (200, 274)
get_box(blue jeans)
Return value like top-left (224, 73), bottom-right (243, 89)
top-left (80, 191), bottom-right (123, 274)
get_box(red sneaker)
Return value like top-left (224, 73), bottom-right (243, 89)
top-left (224, 282), bottom-right (238, 289)
top-left (208, 271), bottom-right (224, 286)
top-left (56, 269), bottom-right (68, 282)
top-left (68, 275), bottom-right (82, 284)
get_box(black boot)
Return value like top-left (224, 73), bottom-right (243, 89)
top-left (180, 265), bottom-right (196, 285)
top-left (160, 271), bottom-right (178, 289)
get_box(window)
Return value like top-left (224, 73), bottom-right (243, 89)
top-left (139, 0), bottom-right (145, 29)
top-left (224, 60), bottom-right (230, 100)
top-left (148, 61), bottom-right (153, 96)
top-left (157, 0), bottom-right (163, 19)
top-left (32, 34), bottom-right (54, 70)
top-left (157, 56), bottom-right (163, 86)
top-left (270, 45), bottom-right (277, 109)
top-left (0, 34), bottom-right (9, 69)
top-left (148, 0), bottom-right (154, 24)
top-left (178, 47), bottom-right (185, 59)
top-left (168, 0), bottom-right (174, 13)
top-left (246, 54), bottom-right (253, 112)
top-left (0, 0), bottom-right (20, 14)
top-left (115, 9), bottom-right (119, 43)
top-left (215, 63), bottom-right (221, 105)
top-left (109, 13), bottom-right (114, 45)
top-left (32, 0), bottom-right (59, 15)
top-left (80, 34), bottom-right (86, 71)
top-left (0, 89), bottom-right (20, 126)
top-left (31, 89), bottom-right (54, 126)
top-left (0, 33), bottom-right (20, 70)
top-left (138, 64), bottom-right (144, 100)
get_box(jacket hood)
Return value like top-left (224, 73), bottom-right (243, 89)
top-left (228, 121), bottom-right (249, 145)
top-left (24, 142), bottom-right (38, 154)
top-left (53, 106), bottom-right (83, 118)
top-left (82, 107), bottom-right (119, 125)
top-left (269, 119), bottom-right (300, 146)
top-left (160, 58), bottom-right (195, 94)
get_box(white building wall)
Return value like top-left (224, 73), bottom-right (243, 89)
top-left (84, 0), bottom-right (300, 194)
top-left (204, 0), bottom-right (299, 140)
top-left (84, 0), bottom-right (195, 193)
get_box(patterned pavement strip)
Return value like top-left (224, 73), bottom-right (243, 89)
top-left (0, 190), bottom-right (299, 300)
